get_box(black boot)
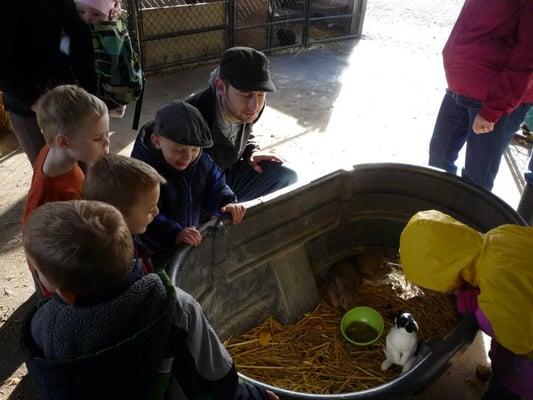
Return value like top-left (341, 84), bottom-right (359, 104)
top-left (517, 184), bottom-right (533, 225)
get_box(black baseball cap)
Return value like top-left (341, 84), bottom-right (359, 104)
top-left (219, 47), bottom-right (276, 93)
top-left (153, 101), bottom-right (213, 148)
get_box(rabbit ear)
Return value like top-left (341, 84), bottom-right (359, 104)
top-left (393, 313), bottom-right (402, 327)
top-left (393, 310), bottom-right (405, 325)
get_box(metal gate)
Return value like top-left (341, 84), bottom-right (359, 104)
top-left (125, 0), bottom-right (366, 74)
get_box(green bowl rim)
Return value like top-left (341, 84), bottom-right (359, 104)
top-left (340, 306), bottom-right (384, 346)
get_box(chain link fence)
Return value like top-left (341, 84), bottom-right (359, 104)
top-left (125, 0), bottom-right (366, 74)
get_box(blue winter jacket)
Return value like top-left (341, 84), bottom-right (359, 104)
top-left (131, 120), bottom-right (236, 266)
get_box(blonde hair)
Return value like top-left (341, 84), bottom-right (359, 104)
top-left (84, 154), bottom-right (166, 213)
top-left (24, 200), bottom-right (133, 297)
top-left (36, 85), bottom-right (108, 144)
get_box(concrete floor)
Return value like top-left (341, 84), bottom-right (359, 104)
top-left (1, 0), bottom-right (521, 398)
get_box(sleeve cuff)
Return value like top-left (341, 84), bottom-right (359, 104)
top-left (479, 106), bottom-right (501, 124)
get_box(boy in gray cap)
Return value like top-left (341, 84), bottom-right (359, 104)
top-left (131, 100), bottom-right (246, 266)
top-left (187, 47), bottom-right (297, 201)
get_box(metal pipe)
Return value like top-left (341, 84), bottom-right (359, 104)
top-left (310, 34), bottom-right (358, 45)
top-left (302, 0), bottom-right (312, 46)
top-left (144, 54), bottom-right (220, 73)
top-left (131, 0), bottom-right (147, 70)
top-left (143, 24), bottom-right (228, 42)
top-left (234, 18), bottom-right (307, 31)
top-left (308, 13), bottom-right (353, 23)
top-left (228, 0), bottom-right (235, 47)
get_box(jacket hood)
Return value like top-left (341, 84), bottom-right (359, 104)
top-left (28, 272), bottom-right (169, 361)
top-left (20, 272), bottom-right (176, 399)
top-left (477, 224), bottom-right (533, 356)
top-left (400, 210), bottom-right (533, 356)
top-left (400, 210), bottom-right (482, 292)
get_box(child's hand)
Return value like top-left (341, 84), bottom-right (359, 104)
top-left (456, 288), bottom-right (480, 315)
top-left (265, 391), bottom-right (279, 400)
top-left (248, 151), bottom-right (285, 173)
top-left (176, 227), bottom-right (202, 247)
top-left (221, 203), bottom-right (246, 224)
top-left (472, 114), bottom-right (495, 135)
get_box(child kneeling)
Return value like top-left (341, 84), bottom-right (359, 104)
top-left (21, 200), bottom-right (276, 400)
top-left (400, 210), bottom-right (533, 400)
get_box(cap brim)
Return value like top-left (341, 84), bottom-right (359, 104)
top-left (158, 131), bottom-right (213, 148)
top-left (229, 79), bottom-right (276, 93)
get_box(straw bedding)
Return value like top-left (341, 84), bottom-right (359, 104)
top-left (225, 253), bottom-right (459, 394)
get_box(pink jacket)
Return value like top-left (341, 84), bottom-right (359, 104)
top-left (457, 289), bottom-right (533, 399)
top-left (443, 0), bottom-right (533, 123)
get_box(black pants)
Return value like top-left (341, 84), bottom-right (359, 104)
top-left (225, 160), bottom-right (298, 202)
top-left (8, 112), bottom-right (45, 166)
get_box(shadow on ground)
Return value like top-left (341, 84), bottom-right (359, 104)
top-left (0, 199), bottom-right (25, 254)
top-left (0, 295), bottom-right (38, 398)
top-left (418, 331), bottom-right (489, 399)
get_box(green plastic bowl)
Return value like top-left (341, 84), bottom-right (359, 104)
top-left (341, 306), bottom-right (384, 346)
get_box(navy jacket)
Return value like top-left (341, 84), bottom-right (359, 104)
top-left (131, 121), bottom-right (236, 266)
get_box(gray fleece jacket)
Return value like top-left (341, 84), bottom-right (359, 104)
top-left (25, 271), bottom-right (267, 400)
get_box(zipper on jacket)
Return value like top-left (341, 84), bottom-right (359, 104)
top-left (185, 165), bottom-right (199, 227)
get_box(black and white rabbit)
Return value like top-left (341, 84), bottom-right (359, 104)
top-left (381, 312), bottom-right (418, 374)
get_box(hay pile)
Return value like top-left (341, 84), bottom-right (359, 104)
top-left (225, 266), bottom-right (459, 394)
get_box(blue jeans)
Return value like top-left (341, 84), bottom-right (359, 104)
top-left (429, 90), bottom-right (531, 191)
top-left (525, 154), bottom-right (533, 187)
top-left (225, 160), bottom-right (297, 202)
top-left (523, 107), bottom-right (533, 186)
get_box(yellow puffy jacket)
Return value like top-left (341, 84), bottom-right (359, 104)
top-left (400, 210), bottom-right (533, 357)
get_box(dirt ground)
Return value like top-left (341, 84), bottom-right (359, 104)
top-left (0, 0), bottom-right (530, 398)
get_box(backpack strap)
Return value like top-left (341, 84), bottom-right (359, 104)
top-left (132, 75), bottom-right (145, 130)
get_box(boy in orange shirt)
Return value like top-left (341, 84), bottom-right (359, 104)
top-left (23, 84), bottom-right (110, 296)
